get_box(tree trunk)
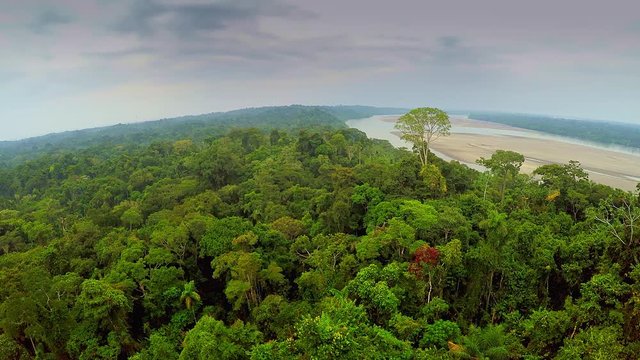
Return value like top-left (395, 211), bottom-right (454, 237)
top-left (427, 272), bottom-right (433, 303)
top-left (424, 142), bottom-right (430, 166)
top-left (485, 271), bottom-right (494, 311)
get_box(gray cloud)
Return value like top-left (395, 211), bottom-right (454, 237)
top-left (99, 3), bottom-right (501, 80)
top-left (438, 36), bottom-right (461, 48)
top-left (113, 0), bottom-right (168, 36)
top-left (114, 0), bottom-right (311, 37)
top-left (429, 36), bottom-right (501, 67)
top-left (2, 0), bottom-right (640, 140)
top-left (31, 8), bottom-right (73, 33)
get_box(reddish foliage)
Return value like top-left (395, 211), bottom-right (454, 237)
top-left (408, 263), bottom-right (422, 276)
top-left (409, 245), bottom-right (440, 276)
top-left (415, 245), bottom-right (440, 266)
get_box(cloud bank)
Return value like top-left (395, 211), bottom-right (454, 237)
top-left (1, 0), bottom-right (639, 139)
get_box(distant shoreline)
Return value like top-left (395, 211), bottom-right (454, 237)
top-left (349, 115), bottom-right (640, 191)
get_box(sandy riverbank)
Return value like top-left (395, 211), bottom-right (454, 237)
top-left (354, 116), bottom-right (640, 191)
top-left (381, 115), bottom-right (522, 131)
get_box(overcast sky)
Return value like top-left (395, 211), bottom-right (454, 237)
top-left (1, 0), bottom-right (639, 140)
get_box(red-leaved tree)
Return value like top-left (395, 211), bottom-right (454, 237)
top-left (409, 245), bottom-right (440, 303)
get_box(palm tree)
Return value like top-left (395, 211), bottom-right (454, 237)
top-left (180, 281), bottom-right (201, 322)
top-left (462, 324), bottom-right (519, 360)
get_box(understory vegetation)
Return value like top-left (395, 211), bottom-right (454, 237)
top-left (0, 112), bottom-right (639, 359)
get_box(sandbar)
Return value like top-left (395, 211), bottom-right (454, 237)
top-left (351, 116), bottom-right (640, 191)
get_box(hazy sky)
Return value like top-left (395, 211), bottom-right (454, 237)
top-left (2, 0), bottom-right (639, 140)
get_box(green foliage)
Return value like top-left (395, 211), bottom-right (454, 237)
top-left (521, 309), bottom-right (571, 355)
top-left (200, 217), bottom-right (253, 258)
top-left (477, 150), bottom-right (525, 202)
top-left (131, 333), bottom-right (180, 360)
top-left (346, 264), bottom-right (400, 323)
top-left (352, 183), bottom-right (384, 208)
top-left (421, 164), bottom-right (447, 196)
top-left (1, 105), bottom-right (380, 165)
top-left (180, 281), bottom-right (201, 310)
top-left (68, 280), bottom-right (133, 359)
top-left (179, 317), bottom-right (262, 360)
top-left (0, 333), bottom-right (28, 360)
top-left (364, 199), bottom-right (438, 239)
top-left (420, 320), bottom-right (461, 349)
top-left (389, 313), bottom-right (423, 342)
top-left (212, 251), bottom-right (264, 310)
top-left (420, 297), bottom-right (450, 322)
top-left (75, 279), bottom-right (132, 327)
top-left (249, 340), bottom-right (298, 360)
top-left (294, 296), bottom-right (412, 359)
top-left (462, 324), bottom-right (522, 360)
top-left (270, 216), bottom-right (307, 240)
top-left (0, 115), bottom-right (634, 359)
top-left (395, 107), bottom-right (451, 166)
top-left (556, 326), bottom-right (624, 360)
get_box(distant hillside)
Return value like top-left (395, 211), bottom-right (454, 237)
top-left (0, 105), bottom-right (405, 166)
top-left (320, 105), bottom-right (407, 120)
top-left (469, 112), bottom-right (640, 150)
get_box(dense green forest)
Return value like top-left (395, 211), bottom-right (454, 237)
top-left (0, 108), bottom-right (639, 359)
top-left (468, 112), bottom-right (640, 150)
top-left (0, 105), bottom-right (406, 167)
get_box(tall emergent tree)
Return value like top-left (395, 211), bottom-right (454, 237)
top-left (476, 150), bottom-right (525, 201)
top-left (395, 107), bottom-right (451, 166)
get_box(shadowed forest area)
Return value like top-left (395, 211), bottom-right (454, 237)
top-left (0, 108), bottom-right (639, 359)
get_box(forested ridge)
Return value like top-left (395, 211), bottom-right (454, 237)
top-left (0, 105), bottom-right (406, 166)
top-left (0, 110), bottom-right (639, 359)
top-left (468, 112), bottom-right (640, 150)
